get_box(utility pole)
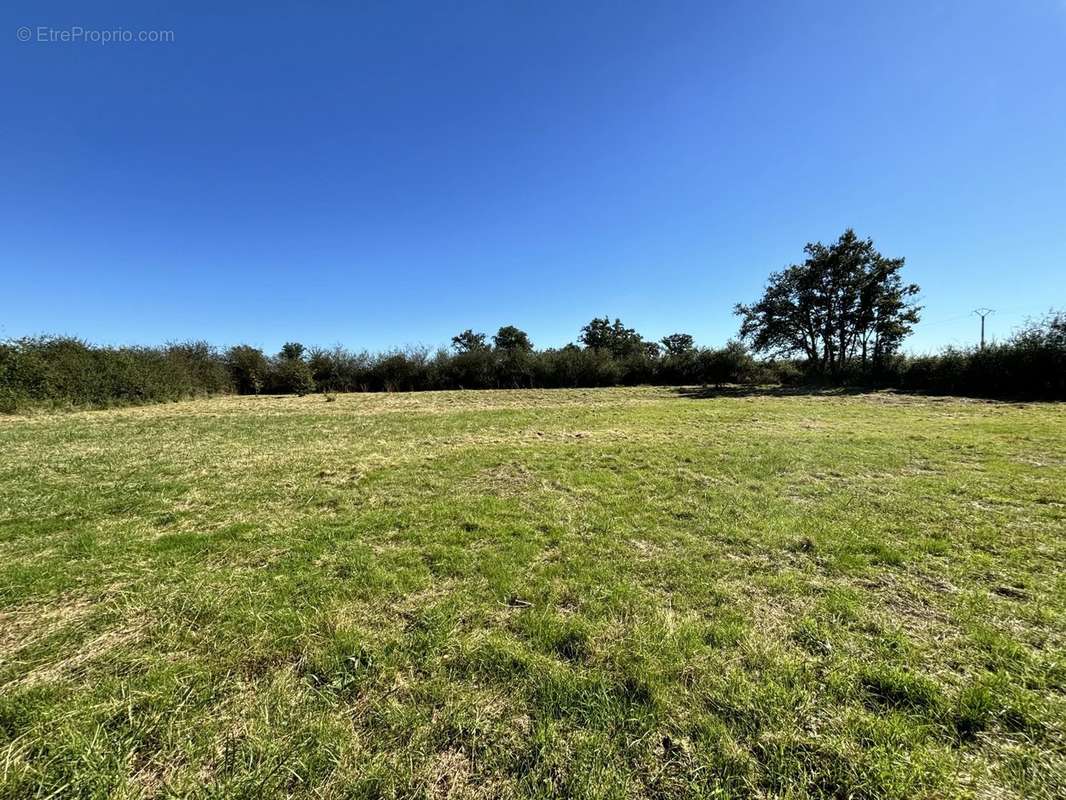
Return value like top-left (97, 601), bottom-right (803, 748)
top-left (973, 308), bottom-right (994, 350)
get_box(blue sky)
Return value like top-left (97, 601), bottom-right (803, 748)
top-left (2, 1), bottom-right (1064, 355)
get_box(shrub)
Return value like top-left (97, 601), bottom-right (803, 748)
top-left (446, 348), bottom-right (497, 389)
top-left (166, 341), bottom-right (231, 395)
top-left (368, 348), bottom-right (436, 392)
top-left (0, 336), bottom-right (237, 410)
top-left (890, 312), bottom-right (1065, 399)
top-left (269, 359), bottom-right (314, 395)
top-left (698, 341), bottom-right (756, 386)
top-left (532, 347), bottom-right (621, 388)
top-left (269, 344), bottom-right (316, 396)
top-left (496, 349), bottom-right (534, 388)
top-left (761, 359), bottom-right (805, 386)
top-left (226, 345), bottom-right (269, 395)
top-left (308, 346), bottom-right (372, 392)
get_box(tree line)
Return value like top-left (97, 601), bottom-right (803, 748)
top-left (2, 230), bottom-right (1062, 411)
top-left (0, 323), bottom-right (771, 413)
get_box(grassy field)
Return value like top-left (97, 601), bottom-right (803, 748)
top-left (0, 387), bottom-right (1063, 799)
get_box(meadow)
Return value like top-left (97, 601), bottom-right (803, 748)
top-left (0, 387), bottom-right (1063, 799)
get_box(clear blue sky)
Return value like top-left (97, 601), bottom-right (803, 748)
top-left (3, 1), bottom-right (1064, 355)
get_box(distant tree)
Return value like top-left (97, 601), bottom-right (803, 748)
top-left (660, 333), bottom-right (695, 357)
top-left (493, 325), bottom-right (533, 353)
top-left (735, 229), bottom-right (920, 373)
top-left (657, 333), bottom-right (697, 383)
top-left (580, 317), bottom-right (619, 351)
top-left (491, 325), bottom-right (534, 388)
top-left (279, 342), bottom-right (306, 361)
top-left (580, 317), bottom-right (647, 358)
top-left (451, 329), bottom-right (489, 353)
top-left (446, 331), bottom-right (495, 387)
top-left (226, 345), bottom-right (269, 394)
top-left (272, 342), bottom-right (314, 394)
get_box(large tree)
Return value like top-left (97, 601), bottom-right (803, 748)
top-left (735, 229), bottom-right (920, 372)
top-left (492, 325), bottom-right (533, 353)
top-left (279, 342), bottom-right (306, 361)
top-left (451, 329), bottom-right (489, 353)
top-left (580, 317), bottom-right (650, 358)
top-left (660, 333), bottom-right (695, 357)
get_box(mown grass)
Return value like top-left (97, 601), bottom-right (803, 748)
top-left (0, 387), bottom-right (1063, 799)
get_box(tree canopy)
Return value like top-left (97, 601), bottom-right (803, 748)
top-left (451, 329), bottom-right (489, 353)
top-left (580, 317), bottom-right (650, 358)
top-left (735, 229), bottom-right (920, 372)
top-left (660, 333), bottom-right (695, 357)
top-left (493, 325), bottom-right (533, 353)
top-left (279, 342), bottom-right (306, 361)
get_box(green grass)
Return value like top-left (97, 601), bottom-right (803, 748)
top-left (1, 387), bottom-right (1063, 799)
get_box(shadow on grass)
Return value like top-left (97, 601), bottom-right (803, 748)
top-left (670, 384), bottom-right (1047, 403)
top-left (671, 384), bottom-right (879, 400)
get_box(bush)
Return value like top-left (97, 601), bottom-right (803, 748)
top-left (445, 348), bottom-right (497, 389)
top-left (308, 346), bottom-right (370, 393)
top-left (698, 341), bottom-right (756, 386)
top-left (226, 345), bottom-right (268, 395)
top-left (760, 359), bottom-right (805, 386)
top-left (167, 341), bottom-right (231, 395)
top-left (268, 344), bottom-right (316, 395)
top-left (658, 351), bottom-right (701, 385)
top-left (269, 357), bottom-right (315, 395)
top-left (0, 336), bottom-right (238, 410)
top-left (367, 349), bottom-right (437, 392)
top-left (496, 350), bottom-right (534, 389)
top-left (532, 347), bottom-right (621, 388)
top-left (876, 314), bottom-right (1064, 399)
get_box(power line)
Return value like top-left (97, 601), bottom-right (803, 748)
top-left (918, 312), bottom-right (977, 328)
